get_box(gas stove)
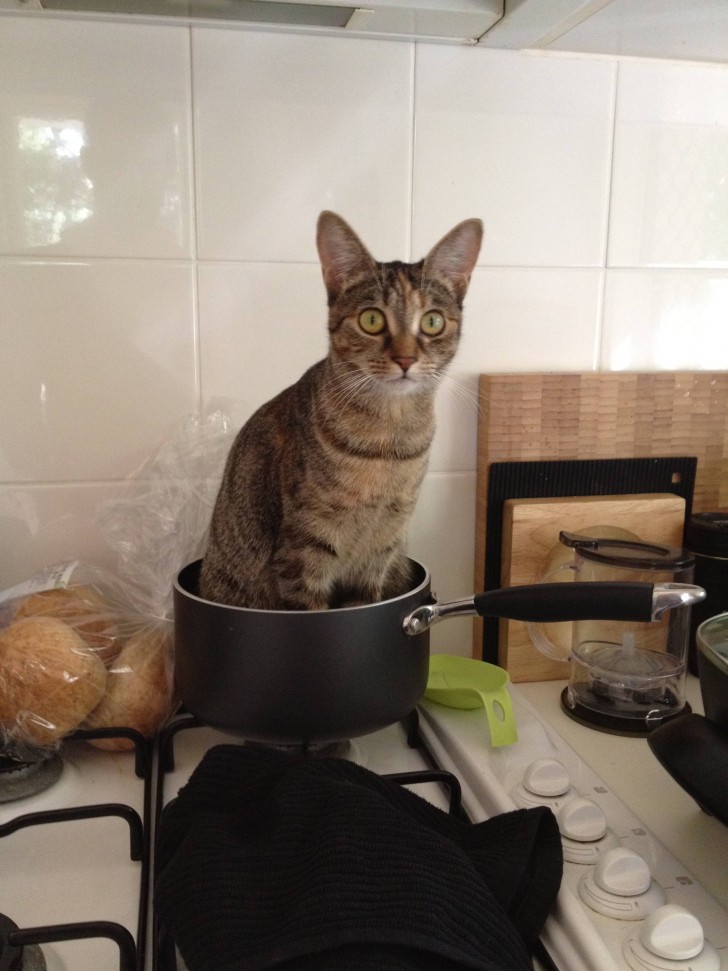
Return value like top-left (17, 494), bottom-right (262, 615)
top-left (1, 679), bottom-right (727, 970)
top-left (0, 729), bottom-right (151, 970)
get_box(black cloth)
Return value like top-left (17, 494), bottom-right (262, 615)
top-left (154, 745), bottom-right (562, 971)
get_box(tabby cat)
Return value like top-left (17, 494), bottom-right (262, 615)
top-left (199, 211), bottom-right (483, 610)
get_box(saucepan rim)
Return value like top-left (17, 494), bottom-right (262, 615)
top-left (174, 556), bottom-right (432, 616)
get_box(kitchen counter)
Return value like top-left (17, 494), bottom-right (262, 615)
top-left (517, 675), bottom-right (728, 909)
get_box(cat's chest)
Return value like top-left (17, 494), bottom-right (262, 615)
top-left (330, 450), bottom-right (428, 507)
top-left (297, 391), bottom-right (433, 518)
top-left (317, 473), bottom-right (416, 561)
top-left (317, 457), bottom-right (424, 559)
top-left (287, 447), bottom-right (425, 541)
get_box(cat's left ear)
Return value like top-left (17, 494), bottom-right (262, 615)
top-left (316, 211), bottom-right (378, 301)
top-left (423, 219), bottom-right (483, 302)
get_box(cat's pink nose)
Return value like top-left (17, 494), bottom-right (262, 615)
top-left (393, 356), bottom-right (416, 373)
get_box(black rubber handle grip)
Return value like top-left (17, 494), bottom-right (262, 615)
top-left (472, 582), bottom-right (655, 623)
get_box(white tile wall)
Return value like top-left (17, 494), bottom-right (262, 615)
top-left (608, 59), bottom-right (728, 268)
top-left (0, 483), bottom-right (127, 585)
top-left (192, 30), bottom-right (414, 262)
top-left (1, 260), bottom-right (197, 482)
top-left (0, 17), bottom-right (193, 259)
top-left (198, 262), bottom-right (329, 428)
top-left (600, 269), bottom-right (728, 370)
top-left (1, 12), bottom-right (728, 657)
top-left (412, 47), bottom-right (617, 268)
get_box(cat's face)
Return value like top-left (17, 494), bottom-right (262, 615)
top-left (325, 260), bottom-right (462, 395)
top-left (316, 213), bottom-right (483, 397)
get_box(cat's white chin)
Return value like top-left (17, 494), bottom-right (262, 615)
top-left (380, 375), bottom-right (425, 396)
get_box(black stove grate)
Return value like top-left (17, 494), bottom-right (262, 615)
top-left (0, 727), bottom-right (153, 971)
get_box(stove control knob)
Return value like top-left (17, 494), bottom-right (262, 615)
top-left (557, 796), bottom-right (607, 841)
top-left (511, 758), bottom-right (575, 810)
top-left (623, 904), bottom-right (721, 971)
top-left (595, 847), bottom-right (651, 896)
top-left (523, 758), bottom-right (571, 797)
top-left (579, 848), bottom-right (666, 920)
top-left (640, 904), bottom-right (704, 960)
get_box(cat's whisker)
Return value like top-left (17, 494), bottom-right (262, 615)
top-left (332, 367), bottom-right (374, 397)
top-left (332, 380), bottom-right (373, 410)
top-left (319, 369), bottom-right (375, 410)
top-left (432, 372), bottom-right (490, 420)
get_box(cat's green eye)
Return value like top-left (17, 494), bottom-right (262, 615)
top-left (358, 308), bottom-right (387, 335)
top-left (420, 311), bottom-right (446, 336)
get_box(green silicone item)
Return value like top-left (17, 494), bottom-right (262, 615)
top-left (425, 654), bottom-right (518, 747)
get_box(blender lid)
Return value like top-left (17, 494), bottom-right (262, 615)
top-left (559, 531), bottom-right (695, 571)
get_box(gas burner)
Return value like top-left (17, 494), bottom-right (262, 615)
top-left (0, 753), bottom-right (63, 804)
top-left (0, 914), bottom-right (47, 971)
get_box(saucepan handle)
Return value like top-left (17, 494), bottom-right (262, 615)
top-left (402, 581), bottom-right (705, 636)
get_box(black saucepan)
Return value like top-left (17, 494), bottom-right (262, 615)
top-left (173, 558), bottom-right (703, 745)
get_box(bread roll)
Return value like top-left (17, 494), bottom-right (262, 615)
top-left (0, 616), bottom-right (108, 747)
top-left (14, 586), bottom-right (120, 663)
top-left (85, 626), bottom-right (174, 751)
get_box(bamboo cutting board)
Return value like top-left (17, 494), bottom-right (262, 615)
top-left (474, 371), bottom-right (728, 671)
top-left (499, 493), bottom-right (686, 682)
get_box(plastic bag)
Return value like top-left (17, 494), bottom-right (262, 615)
top-left (0, 561), bottom-right (169, 757)
top-left (0, 411), bottom-right (235, 759)
top-left (98, 409), bottom-right (235, 618)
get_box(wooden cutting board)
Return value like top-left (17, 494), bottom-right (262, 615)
top-left (499, 493), bottom-right (686, 682)
top-left (474, 371), bottom-right (728, 670)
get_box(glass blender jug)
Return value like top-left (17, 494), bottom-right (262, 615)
top-left (528, 531), bottom-right (701, 735)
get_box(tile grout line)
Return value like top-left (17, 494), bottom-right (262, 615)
top-left (187, 24), bottom-right (203, 415)
top-left (407, 41), bottom-right (418, 262)
top-left (595, 58), bottom-right (621, 372)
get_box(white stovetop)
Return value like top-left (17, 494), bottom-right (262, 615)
top-left (516, 675), bottom-right (728, 910)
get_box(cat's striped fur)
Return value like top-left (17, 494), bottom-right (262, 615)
top-left (199, 211), bottom-right (482, 609)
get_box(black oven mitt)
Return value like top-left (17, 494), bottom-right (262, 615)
top-left (154, 744), bottom-right (562, 971)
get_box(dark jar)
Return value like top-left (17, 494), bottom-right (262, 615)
top-left (684, 512), bottom-right (728, 674)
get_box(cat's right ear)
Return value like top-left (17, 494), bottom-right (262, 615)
top-left (316, 211), bottom-right (377, 301)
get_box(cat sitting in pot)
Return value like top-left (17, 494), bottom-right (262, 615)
top-left (200, 211), bottom-right (482, 611)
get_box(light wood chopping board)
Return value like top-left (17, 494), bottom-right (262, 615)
top-left (499, 493), bottom-right (686, 682)
top-left (474, 371), bottom-right (728, 672)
